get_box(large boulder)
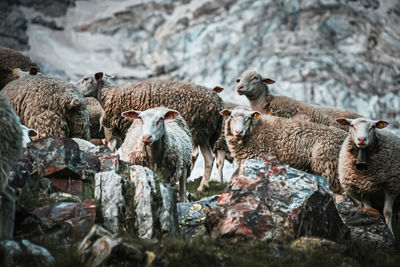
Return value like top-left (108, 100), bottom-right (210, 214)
top-left (206, 155), bottom-right (348, 244)
top-left (94, 165), bottom-right (178, 238)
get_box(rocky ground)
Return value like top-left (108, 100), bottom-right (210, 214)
top-left (1, 137), bottom-right (400, 266)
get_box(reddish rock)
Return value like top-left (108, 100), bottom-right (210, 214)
top-left (32, 199), bottom-right (96, 238)
top-left (206, 155), bottom-right (348, 244)
top-left (50, 178), bottom-right (83, 195)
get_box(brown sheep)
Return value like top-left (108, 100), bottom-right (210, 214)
top-left (76, 72), bottom-right (223, 191)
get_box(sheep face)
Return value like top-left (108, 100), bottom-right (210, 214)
top-left (122, 107), bottom-right (180, 145)
top-left (76, 72), bottom-right (104, 97)
top-left (221, 109), bottom-right (261, 138)
top-left (236, 70), bottom-right (275, 97)
top-left (12, 66), bottom-right (39, 79)
top-left (336, 118), bottom-right (388, 148)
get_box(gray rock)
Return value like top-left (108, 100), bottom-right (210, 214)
top-left (0, 239), bottom-right (55, 266)
top-left (0, 186), bottom-right (15, 240)
top-left (94, 166), bottom-right (178, 238)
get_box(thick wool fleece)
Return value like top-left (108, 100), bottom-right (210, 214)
top-left (2, 75), bottom-right (90, 140)
top-left (225, 114), bottom-right (348, 194)
top-left (338, 130), bottom-right (400, 200)
top-left (0, 92), bottom-right (22, 192)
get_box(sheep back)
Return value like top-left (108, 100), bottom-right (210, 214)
top-left (2, 75), bottom-right (90, 140)
top-left (101, 80), bottom-right (223, 147)
top-left (0, 92), bottom-right (22, 192)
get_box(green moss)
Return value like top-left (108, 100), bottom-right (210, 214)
top-left (187, 177), bottom-right (227, 201)
top-left (80, 181), bottom-right (95, 200)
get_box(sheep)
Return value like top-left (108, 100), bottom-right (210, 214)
top-left (0, 92), bottom-right (23, 193)
top-left (235, 70), bottom-right (360, 131)
top-left (85, 96), bottom-right (105, 140)
top-left (221, 109), bottom-right (349, 194)
top-left (75, 72), bottom-right (224, 191)
top-left (2, 74), bottom-right (90, 140)
top-left (336, 118), bottom-right (400, 234)
top-left (213, 101), bottom-right (248, 183)
top-left (0, 47), bottom-right (39, 89)
top-left (119, 107), bottom-right (193, 202)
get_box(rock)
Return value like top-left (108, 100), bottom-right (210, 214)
top-left (206, 155), bottom-right (349, 244)
top-left (0, 186), bottom-right (16, 240)
top-left (79, 225), bottom-right (166, 267)
top-left (49, 179), bottom-right (83, 196)
top-left (0, 3), bottom-right (29, 50)
top-left (27, 137), bottom-right (100, 180)
top-left (177, 195), bottom-right (219, 238)
top-left (0, 239), bottom-right (55, 266)
top-left (95, 166), bottom-right (178, 238)
top-left (32, 199), bottom-right (96, 239)
top-left (335, 199), bottom-right (395, 249)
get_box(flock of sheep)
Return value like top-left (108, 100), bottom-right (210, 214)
top-left (0, 47), bottom-right (399, 235)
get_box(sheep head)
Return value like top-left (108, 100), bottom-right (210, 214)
top-left (122, 107), bottom-right (180, 145)
top-left (336, 118), bottom-right (388, 149)
top-left (236, 70), bottom-right (275, 97)
top-left (221, 109), bottom-right (261, 138)
top-left (75, 72), bottom-right (105, 97)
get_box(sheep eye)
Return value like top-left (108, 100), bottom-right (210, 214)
top-left (252, 77), bottom-right (259, 81)
top-left (236, 79), bottom-right (240, 83)
top-left (350, 124), bottom-right (354, 128)
top-left (83, 78), bottom-right (89, 82)
top-left (157, 118), bottom-right (163, 124)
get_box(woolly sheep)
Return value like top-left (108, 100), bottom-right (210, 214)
top-left (235, 70), bottom-right (360, 131)
top-left (119, 107), bottom-right (193, 202)
top-left (2, 74), bottom-right (90, 140)
top-left (213, 101), bottom-right (248, 183)
top-left (336, 118), bottom-right (400, 233)
top-left (75, 72), bottom-right (223, 191)
top-left (0, 92), bottom-right (23, 193)
top-left (85, 96), bottom-right (105, 140)
top-left (221, 109), bottom-right (348, 194)
top-left (0, 47), bottom-right (39, 89)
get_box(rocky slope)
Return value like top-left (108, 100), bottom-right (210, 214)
top-left (1, 0), bottom-right (400, 132)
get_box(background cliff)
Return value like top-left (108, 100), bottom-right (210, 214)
top-left (1, 0), bottom-right (400, 132)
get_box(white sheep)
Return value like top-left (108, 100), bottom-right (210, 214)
top-left (119, 107), bottom-right (193, 202)
top-left (221, 109), bottom-right (348, 194)
top-left (336, 118), bottom-right (400, 234)
top-left (236, 70), bottom-right (360, 131)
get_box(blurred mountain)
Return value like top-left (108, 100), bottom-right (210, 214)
top-left (1, 0), bottom-right (400, 131)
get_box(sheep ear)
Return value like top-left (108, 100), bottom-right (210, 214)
top-left (336, 118), bottom-right (352, 126)
top-left (121, 110), bottom-right (140, 119)
top-left (252, 112), bottom-right (261, 120)
top-left (12, 68), bottom-right (20, 76)
top-left (220, 109), bottom-right (232, 117)
top-left (375, 120), bottom-right (388, 129)
top-left (262, 78), bottom-right (275, 84)
top-left (164, 110), bottom-right (180, 120)
top-left (28, 129), bottom-right (38, 137)
top-left (94, 72), bottom-right (104, 81)
top-left (29, 66), bottom-right (38, 75)
top-left (213, 86), bottom-right (224, 93)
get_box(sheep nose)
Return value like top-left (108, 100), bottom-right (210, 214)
top-left (234, 130), bottom-right (243, 136)
top-left (237, 85), bottom-right (244, 91)
top-left (357, 137), bottom-right (366, 144)
top-left (142, 135), bottom-right (152, 144)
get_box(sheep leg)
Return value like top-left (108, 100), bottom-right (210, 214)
top-left (197, 143), bottom-right (214, 191)
top-left (383, 191), bottom-right (394, 234)
top-left (216, 150), bottom-right (226, 183)
top-left (179, 169), bottom-right (188, 203)
top-left (191, 146), bottom-right (199, 171)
